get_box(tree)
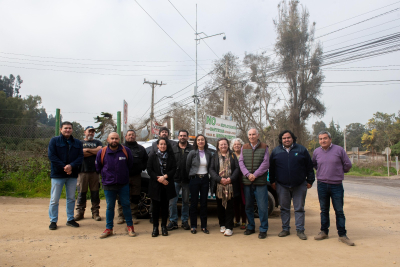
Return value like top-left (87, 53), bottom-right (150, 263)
top-left (71, 121), bottom-right (84, 140)
top-left (345, 123), bottom-right (366, 150)
top-left (0, 74), bottom-right (23, 98)
top-left (327, 119), bottom-right (343, 147)
top-left (361, 129), bottom-right (378, 154)
top-left (94, 112), bottom-right (117, 140)
top-left (274, 0), bottom-right (325, 143)
top-left (312, 121), bottom-right (327, 139)
top-left (365, 112), bottom-right (400, 152)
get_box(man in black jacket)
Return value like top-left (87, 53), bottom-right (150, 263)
top-left (117, 129), bottom-right (148, 224)
top-left (167, 130), bottom-right (193, 231)
top-left (269, 130), bottom-right (315, 240)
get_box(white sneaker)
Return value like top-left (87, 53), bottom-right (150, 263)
top-left (224, 229), bottom-right (233, 236)
top-left (220, 226), bottom-right (226, 233)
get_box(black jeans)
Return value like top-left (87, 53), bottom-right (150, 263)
top-left (152, 188), bottom-right (169, 228)
top-left (189, 175), bottom-right (209, 229)
top-left (217, 198), bottom-right (234, 230)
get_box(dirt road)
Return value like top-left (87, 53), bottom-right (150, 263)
top-left (1, 184), bottom-right (399, 267)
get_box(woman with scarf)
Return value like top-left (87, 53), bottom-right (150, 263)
top-left (147, 138), bottom-right (177, 237)
top-left (210, 138), bottom-right (240, 236)
top-left (186, 134), bottom-right (212, 234)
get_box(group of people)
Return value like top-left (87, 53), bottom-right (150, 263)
top-left (47, 121), bottom-right (355, 246)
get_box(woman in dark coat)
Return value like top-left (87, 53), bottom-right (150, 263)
top-left (147, 138), bottom-right (177, 237)
top-left (209, 138), bottom-right (240, 236)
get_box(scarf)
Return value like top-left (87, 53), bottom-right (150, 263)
top-left (216, 152), bottom-right (233, 209)
top-left (156, 149), bottom-right (168, 175)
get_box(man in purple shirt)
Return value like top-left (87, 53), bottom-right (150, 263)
top-left (312, 131), bottom-right (354, 246)
top-left (239, 128), bottom-right (270, 239)
top-left (95, 132), bottom-right (135, 238)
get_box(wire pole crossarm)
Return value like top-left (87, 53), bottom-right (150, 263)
top-left (196, 32), bottom-right (226, 41)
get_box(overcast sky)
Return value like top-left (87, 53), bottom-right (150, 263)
top-left (1, 0), bottom-right (399, 134)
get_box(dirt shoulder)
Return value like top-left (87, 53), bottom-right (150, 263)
top-left (0, 187), bottom-right (399, 267)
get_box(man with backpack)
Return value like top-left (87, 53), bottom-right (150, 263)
top-left (95, 132), bottom-right (135, 238)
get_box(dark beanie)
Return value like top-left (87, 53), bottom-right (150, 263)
top-left (159, 127), bottom-right (170, 135)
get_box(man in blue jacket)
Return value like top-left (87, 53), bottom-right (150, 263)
top-left (48, 121), bottom-right (84, 230)
top-left (269, 130), bottom-right (315, 240)
top-left (95, 132), bottom-right (135, 238)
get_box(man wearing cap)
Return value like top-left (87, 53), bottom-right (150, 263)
top-left (74, 126), bottom-right (103, 221)
top-left (117, 129), bottom-right (148, 224)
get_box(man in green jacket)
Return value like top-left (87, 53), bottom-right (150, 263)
top-left (239, 128), bottom-right (270, 239)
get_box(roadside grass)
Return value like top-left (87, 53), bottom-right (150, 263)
top-left (345, 162), bottom-right (397, 177)
top-left (0, 149), bottom-right (106, 199)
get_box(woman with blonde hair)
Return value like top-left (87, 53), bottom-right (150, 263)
top-left (230, 138), bottom-right (247, 229)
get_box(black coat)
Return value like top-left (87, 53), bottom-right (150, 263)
top-left (147, 152), bottom-right (177, 202)
top-left (172, 142), bottom-right (194, 183)
top-left (209, 151), bottom-right (241, 197)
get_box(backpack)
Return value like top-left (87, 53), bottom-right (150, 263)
top-left (100, 146), bottom-right (128, 165)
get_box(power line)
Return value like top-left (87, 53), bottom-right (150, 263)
top-left (0, 51), bottom-right (213, 62)
top-left (167, 0), bottom-right (220, 59)
top-left (316, 1), bottom-right (400, 31)
top-left (316, 8), bottom-right (400, 38)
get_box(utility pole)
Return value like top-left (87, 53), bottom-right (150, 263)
top-left (194, 4), bottom-right (226, 135)
top-left (143, 79), bottom-right (166, 139)
top-left (343, 127), bottom-right (347, 152)
top-left (223, 58), bottom-right (229, 118)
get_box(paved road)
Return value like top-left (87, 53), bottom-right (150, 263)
top-left (343, 176), bottom-right (400, 206)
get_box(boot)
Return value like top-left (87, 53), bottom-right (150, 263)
top-left (92, 213), bottom-right (101, 221)
top-left (74, 210), bottom-right (84, 221)
top-left (152, 227), bottom-right (159, 237)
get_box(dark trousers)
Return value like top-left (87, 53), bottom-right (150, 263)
top-left (233, 194), bottom-right (247, 224)
top-left (189, 175), bottom-right (209, 229)
top-left (317, 181), bottom-right (346, 236)
top-left (217, 198), bottom-right (234, 230)
top-left (76, 172), bottom-right (100, 215)
top-left (152, 188), bottom-right (169, 228)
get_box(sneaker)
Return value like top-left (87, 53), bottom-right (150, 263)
top-left (132, 216), bottom-right (139, 225)
top-left (234, 222), bottom-right (241, 228)
top-left (66, 220), bottom-right (79, 228)
top-left (338, 235), bottom-right (355, 246)
top-left (220, 226), bottom-right (226, 233)
top-left (100, 229), bottom-right (113, 239)
top-left (297, 230), bottom-right (307, 240)
top-left (278, 230), bottom-right (290, 237)
top-left (167, 221), bottom-right (178, 231)
top-left (74, 213), bottom-right (84, 221)
top-left (244, 229), bottom-right (255, 235)
top-left (92, 214), bottom-right (101, 221)
top-left (314, 231), bottom-right (329, 240)
top-left (224, 229), bottom-right (233, 236)
top-left (258, 232), bottom-right (267, 239)
top-left (181, 221), bottom-right (190, 230)
top-left (127, 226), bottom-right (136, 237)
top-left (240, 223), bottom-right (246, 230)
top-left (49, 222), bottom-right (57, 230)
top-left (117, 217), bottom-right (125, 224)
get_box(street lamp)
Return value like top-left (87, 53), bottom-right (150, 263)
top-left (155, 96), bottom-right (173, 105)
top-left (193, 4), bottom-right (225, 136)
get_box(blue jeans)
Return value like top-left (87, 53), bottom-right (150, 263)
top-left (49, 178), bottom-right (77, 223)
top-left (317, 181), bottom-right (346, 236)
top-left (276, 181), bottom-right (308, 231)
top-left (169, 182), bottom-right (190, 223)
top-left (104, 184), bottom-right (133, 229)
top-left (243, 184), bottom-right (269, 232)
